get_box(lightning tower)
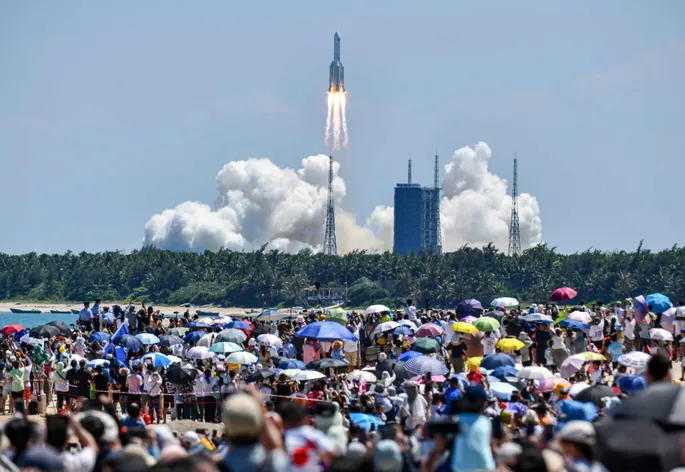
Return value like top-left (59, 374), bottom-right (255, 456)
top-left (508, 157), bottom-right (522, 257)
top-left (323, 155), bottom-right (338, 255)
top-left (408, 156), bottom-right (412, 184)
top-left (433, 152), bottom-right (442, 254)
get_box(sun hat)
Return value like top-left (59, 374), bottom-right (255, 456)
top-left (556, 420), bottom-right (596, 446)
top-left (373, 439), bottom-right (403, 472)
top-left (222, 392), bottom-right (264, 440)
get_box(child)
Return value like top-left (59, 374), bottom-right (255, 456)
top-left (466, 361), bottom-right (484, 386)
top-left (430, 393), bottom-right (444, 418)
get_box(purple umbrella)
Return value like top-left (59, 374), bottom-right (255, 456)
top-left (456, 299), bottom-right (483, 318)
top-left (461, 315), bottom-right (478, 323)
top-left (634, 295), bottom-right (648, 322)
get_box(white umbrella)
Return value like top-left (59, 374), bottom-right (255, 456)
top-left (516, 366), bottom-right (554, 380)
top-left (371, 321), bottom-right (400, 336)
top-left (212, 316), bottom-right (232, 325)
top-left (398, 320), bottom-right (418, 330)
top-left (491, 297), bottom-right (519, 307)
top-left (567, 311), bottom-right (592, 324)
top-left (197, 317), bottom-right (214, 324)
top-left (19, 334), bottom-right (43, 346)
top-left (69, 354), bottom-right (86, 364)
top-left (361, 365), bottom-right (375, 372)
top-left (167, 355), bottom-right (183, 364)
top-left (186, 346), bottom-right (215, 360)
top-left (569, 382), bottom-right (590, 396)
top-left (292, 371), bottom-right (326, 381)
top-left (649, 328), bottom-right (673, 342)
top-left (197, 333), bottom-right (218, 348)
top-left (560, 356), bottom-right (586, 378)
top-left (347, 370), bottom-right (377, 383)
top-left (617, 351), bottom-right (651, 369)
top-left (227, 352), bottom-right (258, 365)
top-left (257, 334), bottom-right (283, 347)
top-left (364, 304), bottom-right (391, 316)
top-left (521, 314), bottom-right (554, 323)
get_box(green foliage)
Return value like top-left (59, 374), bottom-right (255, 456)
top-left (0, 243), bottom-right (683, 307)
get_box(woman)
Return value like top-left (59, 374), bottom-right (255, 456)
top-left (54, 362), bottom-right (70, 413)
top-left (126, 365), bottom-right (143, 409)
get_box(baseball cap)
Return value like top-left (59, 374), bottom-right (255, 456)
top-left (556, 420), bottom-right (596, 446)
top-left (181, 431), bottom-right (200, 447)
top-left (222, 392), bottom-right (264, 440)
top-left (373, 439), bottom-right (403, 472)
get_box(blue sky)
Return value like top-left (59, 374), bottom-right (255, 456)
top-left (1, 1), bottom-right (684, 255)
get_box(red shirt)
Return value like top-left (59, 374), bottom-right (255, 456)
top-left (467, 370), bottom-right (484, 385)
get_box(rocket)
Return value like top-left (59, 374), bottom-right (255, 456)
top-left (328, 31), bottom-right (345, 93)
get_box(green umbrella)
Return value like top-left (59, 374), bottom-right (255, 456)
top-left (208, 342), bottom-right (244, 354)
top-left (411, 337), bottom-right (440, 354)
top-left (326, 307), bottom-right (348, 325)
top-left (474, 317), bottom-right (501, 332)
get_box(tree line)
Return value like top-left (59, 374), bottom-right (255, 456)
top-left (0, 242), bottom-right (683, 309)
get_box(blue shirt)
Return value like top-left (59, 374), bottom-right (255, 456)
top-left (92, 304), bottom-right (100, 315)
top-left (607, 342), bottom-right (623, 360)
top-left (78, 308), bottom-right (93, 322)
top-left (451, 413), bottom-right (496, 472)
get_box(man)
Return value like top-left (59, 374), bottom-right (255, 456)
top-left (646, 350), bottom-right (672, 384)
top-left (404, 299), bottom-right (417, 322)
top-left (79, 301), bottom-right (94, 332)
top-left (73, 359), bottom-right (93, 400)
top-left (675, 300), bottom-right (685, 337)
top-left (92, 298), bottom-right (102, 331)
top-left (613, 301), bottom-right (625, 327)
top-left (46, 413), bottom-right (99, 472)
top-left (121, 402), bottom-right (147, 430)
top-left (556, 421), bottom-right (608, 472)
top-left (92, 365), bottom-right (109, 398)
top-left (280, 401), bottom-right (336, 472)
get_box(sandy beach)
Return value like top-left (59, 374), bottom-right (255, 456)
top-left (0, 302), bottom-right (261, 317)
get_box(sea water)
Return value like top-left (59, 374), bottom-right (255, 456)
top-left (0, 312), bottom-right (77, 329)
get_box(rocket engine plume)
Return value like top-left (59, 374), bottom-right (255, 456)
top-left (325, 31), bottom-right (348, 150)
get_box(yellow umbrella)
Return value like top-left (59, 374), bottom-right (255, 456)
top-left (497, 338), bottom-right (525, 351)
top-left (465, 357), bottom-right (483, 371)
top-left (452, 322), bottom-right (478, 334)
top-left (280, 369), bottom-right (301, 377)
top-left (573, 352), bottom-right (606, 361)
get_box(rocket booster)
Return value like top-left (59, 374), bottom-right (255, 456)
top-left (328, 31), bottom-right (345, 93)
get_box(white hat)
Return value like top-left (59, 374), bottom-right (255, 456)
top-left (181, 431), bottom-right (200, 447)
top-left (556, 420), bottom-right (596, 446)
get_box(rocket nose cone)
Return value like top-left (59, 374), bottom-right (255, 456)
top-left (334, 31), bottom-right (340, 40)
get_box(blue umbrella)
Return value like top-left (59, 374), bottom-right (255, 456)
top-left (403, 356), bottom-right (449, 376)
top-left (490, 365), bottom-right (519, 380)
top-left (506, 402), bottom-right (529, 416)
top-left (143, 353), bottom-right (172, 368)
top-left (278, 359), bottom-right (306, 370)
top-left (257, 309), bottom-right (286, 321)
top-left (349, 413), bottom-right (384, 432)
top-left (87, 359), bottom-right (110, 369)
top-left (456, 299), bottom-right (483, 318)
top-left (88, 332), bottom-right (111, 343)
top-left (617, 374), bottom-right (647, 394)
top-left (185, 322), bottom-right (210, 328)
top-left (393, 326), bottom-right (414, 336)
top-left (296, 321), bottom-right (358, 341)
top-left (136, 333), bottom-right (160, 345)
top-left (646, 293), bottom-right (671, 314)
top-left (490, 382), bottom-right (519, 401)
top-left (158, 335), bottom-right (184, 346)
top-left (114, 334), bottom-right (144, 351)
top-left (560, 319), bottom-right (589, 330)
top-left (399, 351), bottom-right (422, 362)
top-left (226, 321), bottom-right (252, 330)
top-left (184, 330), bottom-right (205, 343)
top-left (480, 353), bottom-right (516, 370)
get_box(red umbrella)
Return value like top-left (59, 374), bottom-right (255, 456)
top-left (550, 287), bottom-right (577, 302)
top-left (415, 323), bottom-right (444, 338)
top-left (0, 324), bottom-right (24, 335)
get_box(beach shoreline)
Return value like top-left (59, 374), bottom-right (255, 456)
top-left (0, 302), bottom-right (259, 317)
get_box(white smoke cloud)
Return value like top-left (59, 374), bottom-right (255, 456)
top-left (144, 142), bottom-right (542, 254)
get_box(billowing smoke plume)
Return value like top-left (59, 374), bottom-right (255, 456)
top-left (144, 142), bottom-right (542, 254)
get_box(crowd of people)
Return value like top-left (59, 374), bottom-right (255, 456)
top-left (0, 293), bottom-right (684, 472)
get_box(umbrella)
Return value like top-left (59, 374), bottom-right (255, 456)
top-left (398, 320), bottom-right (418, 330)
top-left (559, 319), bottom-right (588, 330)
top-left (208, 342), bottom-right (243, 354)
top-left (496, 338), bottom-right (525, 351)
top-left (280, 369), bottom-right (301, 378)
top-left (596, 418), bottom-right (684, 472)
top-left (306, 358), bottom-right (348, 370)
top-left (167, 355), bottom-right (182, 364)
top-left (403, 356), bottom-right (449, 376)
top-left (349, 412), bottom-right (384, 432)
top-left (465, 357), bottom-right (483, 371)
top-left (278, 359), bottom-right (306, 370)
top-left (347, 370), bottom-right (377, 383)
top-left (574, 384), bottom-right (616, 407)
top-left (616, 374), bottom-right (647, 394)
top-left (612, 383), bottom-right (685, 426)
top-left (411, 338), bottom-right (440, 354)
top-left (114, 334), bottom-right (144, 351)
top-left (567, 311), bottom-right (592, 323)
top-left (88, 332), bottom-right (111, 343)
top-left (371, 321), bottom-right (400, 336)
top-left (489, 382), bottom-right (519, 401)
top-left (246, 368), bottom-right (276, 382)
top-left (0, 324), bottom-right (24, 336)
top-left (185, 322), bottom-right (210, 329)
top-left (460, 316), bottom-right (478, 323)
top-left (256, 309), bottom-right (287, 321)
top-left (474, 317), bottom-right (500, 332)
top-left (257, 334), bottom-right (283, 347)
top-left (649, 328), bottom-right (673, 342)
top-left (29, 325), bottom-right (61, 339)
top-left (491, 297), bottom-right (519, 307)
top-left (521, 314), bottom-right (553, 323)
top-left (537, 378), bottom-right (571, 393)
top-left (549, 287), bottom-right (577, 302)
top-left (456, 299), bottom-right (483, 318)
top-left (226, 352), bottom-right (258, 365)
top-left (660, 308), bottom-right (676, 332)
top-left (142, 353), bottom-right (172, 368)
top-left (617, 351), bottom-right (651, 369)
top-left (216, 329), bottom-right (248, 344)
top-left (490, 365), bottom-right (519, 380)
top-left (646, 293), bottom-right (672, 314)
top-left (197, 333), bottom-right (218, 347)
top-left (393, 326), bottom-right (414, 336)
top-left (364, 304), bottom-right (391, 316)
top-left (569, 382), bottom-right (590, 396)
top-left (480, 353), bottom-right (516, 370)
top-left (634, 295), bottom-right (648, 322)
top-left (46, 321), bottom-right (72, 336)
top-left (399, 351), bottom-right (422, 362)
top-left (295, 321), bottom-right (357, 341)
top-left (184, 330), bottom-right (205, 343)
top-left (226, 321), bottom-right (252, 331)
top-left (292, 371), bottom-right (326, 381)
top-left (86, 359), bottom-right (110, 369)
top-left (135, 333), bottom-right (160, 345)
top-left (506, 402), bottom-right (529, 416)
top-left (516, 366), bottom-right (553, 380)
top-left (168, 327), bottom-right (189, 336)
top-left (560, 353), bottom-right (604, 378)
top-left (325, 307), bottom-right (348, 325)
top-left (19, 334), bottom-right (43, 346)
top-left (415, 324), bottom-right (443, 338)
top-left (186, 346), bottom-right (215, 360)
top-left (165, 362), bottom-right (199, 384)
top-left (452, 322), bottom-right (478, 334)
top-left (158, 335), bottom-right (184, 347)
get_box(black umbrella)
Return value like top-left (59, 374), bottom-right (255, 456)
top-left (456, 299), bottom-right (483, 318)
top-left (246, 368), bottom-right (276, 382)
top-left (573, 384), bottom-right (616, 407)
top-left (484, 310), bottom-right (503, 323)
top-left (595, 418), bottom-right (684, 472)
top-left (165, 362), bottom-right (199, 385)
top-left (158, 335), bottom-right (184, 347)
top-left (375, 359), bottom-right (395, 378)
top-left (392, 361), bottom-right (411, 385)
top-left (46, 321), bottom-right (72, 336)
top-left (29, 325), bottom-right (61, 339)
top-left (611, 383), bottom-right (685, 427)
top-left (307, 358), bottom-right (348, 370)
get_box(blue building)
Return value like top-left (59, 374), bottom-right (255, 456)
top-left (393, 156), bottom-right (442, 255)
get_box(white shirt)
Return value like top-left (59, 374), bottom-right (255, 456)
top-left (285, 425), bottom-right (336, 472)
top-left (589, 320), bottom-right (604, 341)
top-left (481, 335), bottom-right (497, 356)
top-left (613, 308), bottom-right (625, 324)
top-left (676, 307), bottom-right (685, 320)
top-left (193, 375), bottom-right (212, 397)
top-left (405, 305), bottom-right (417, 321)
top-left (62, 447), bottom-right (97, 472)
top-left (144, 373), bottom-right (162, 396)
top-left (624, 319), bottom-right (635, 340)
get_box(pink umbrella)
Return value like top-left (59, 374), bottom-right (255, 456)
top-left (537, 378), bottom-right (571, 393)
top-left (568, 311), bottom-right (592, 324)
top-left (415, 375), bottom-right (446, 384)
top-left (415, 324), bottom-right (444, 338)
top-left (550, 287), bottom-right (578, 302)
top-left (461, 316), bottom-right (478, 323)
